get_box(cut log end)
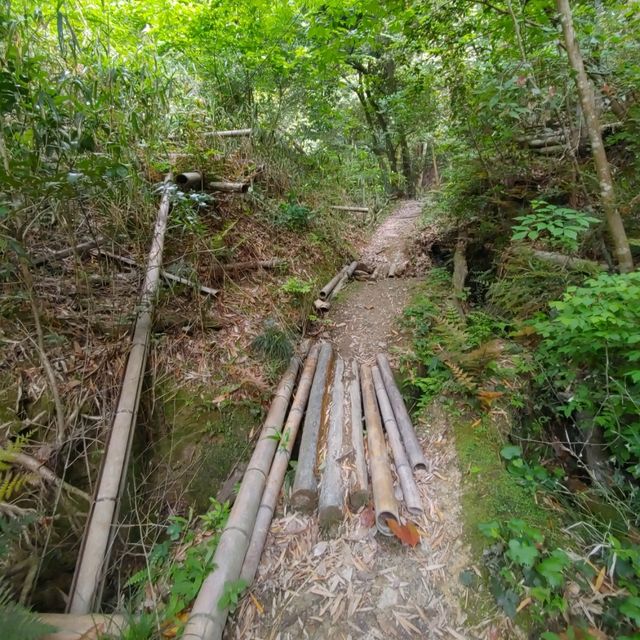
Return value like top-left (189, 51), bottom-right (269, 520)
top-left (290, 490), bottom-right (317, 513)
top-left (319, 505), bottom-right (343, 530)
top-left (349, 489), bottom-right (371, 511)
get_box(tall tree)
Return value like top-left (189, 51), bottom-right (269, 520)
top-left (556, 0), bottom-right (634, 273)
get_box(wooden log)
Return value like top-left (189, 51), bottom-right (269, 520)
top-left (96, 250), bottom-right (219, 296)
top-left (68, 178), bottom-right (173, 614)
top-left (319, 266), bottom-right (348, 300)
top-left (348, 361), bottom-right (369, 510)
top-left (529, 249), bottom-right (607, 271)
top-left (175, 171), bottom-right (203, 189)
top-left (376, 354), bottom-right (427, 471)
top-left (183, 348), bottom-right (306, 640)
top-left (452, 239), bottom-right (468, 304)
top-left (204, 128), bottom-right (252, 138)
top-left (330, 206), bottom-right (369, 213)
top-left (32, 238), bottom-right (102, 267)
top-left (208, 181), bottom-right (249, 193)
top-left (318, 357), bottom-right (345, 529)
top-left (346, 260), bottom-right (358, 277)
top-left (39, 613), bottom-right (128, 640)
top-left (372, 366), bottom-right (423, 516)
top-left (291, 343), bottom-right (334, 512)
top-left (240, 344), bottom-right (321, 584)
top-left (360, 365), bottom-right (399, 536)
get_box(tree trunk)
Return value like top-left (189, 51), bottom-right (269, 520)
top-left (556, 0), bottom-right (633, 273)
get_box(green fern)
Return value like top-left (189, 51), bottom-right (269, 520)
top-left (0, 472), bottom-right (28, 503)
top-left (0, 430), bottom-right (33, 471)
top-left (0, 579), bottom-right (54, 640)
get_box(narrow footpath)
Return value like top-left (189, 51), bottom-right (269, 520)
top-left (230, 201), bottom-right (477, 640)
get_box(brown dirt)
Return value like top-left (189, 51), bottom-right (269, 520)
top-left (228, 201), bottom-right (503, 639)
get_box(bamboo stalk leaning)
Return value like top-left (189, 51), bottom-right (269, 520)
top-left (372, 366), bottom-right (423, 516)
top-left (240, 344), bottom-right (321, 585)
top-left (208, 181), bottom-right (249, 193)
top-left (318, 357), bottom-right (345, 529)
top-left (183, 347), bottom-right (306, 640)
top-left (67, 178), bottom-right (172, 614)
top-left (349, 361), bottom-right (369, 509)
top-left (376, 353), bottom-right (427, 471)
top-left (360, 365), bottom-right (399, 536)
top-left (291, 343), bottom-right (334, 511)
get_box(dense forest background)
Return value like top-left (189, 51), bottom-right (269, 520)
top-left (1, 0), bottom-right (639, 638)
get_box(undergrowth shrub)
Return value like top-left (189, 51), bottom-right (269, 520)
top-left (533, 271), bottom-right (640, 480)
top-left (275, 200), bottom-right (313, 230)
top-left (251, 321), bottom-right (294, 368)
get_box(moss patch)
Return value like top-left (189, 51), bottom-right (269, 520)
top-left (453, 411), bottom-right (557, 554)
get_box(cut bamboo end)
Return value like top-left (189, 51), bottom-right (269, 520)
top-left (290, 489), bottom-right (317, 513)
top-left (377, 510), bottom-right (399, 536)
top-left (318, 505), bottom-right (343, 528)
top-left (349, 489), bottom-right (370, 511)
top-left (319, 266), bottom-right (348, 299)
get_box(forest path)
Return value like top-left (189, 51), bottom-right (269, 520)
top-left (230, 201), bottom-right (477, 640)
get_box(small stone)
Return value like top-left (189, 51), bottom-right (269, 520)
top-left (377, 586), bottom-right (399, 608)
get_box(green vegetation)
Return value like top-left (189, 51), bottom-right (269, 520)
top-left (1, 0), bottom-right (640, 636)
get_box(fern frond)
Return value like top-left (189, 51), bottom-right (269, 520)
top-left (0, 472), bottom-right (29, 502)
top-left (0, 579), bottom-right (54, 640)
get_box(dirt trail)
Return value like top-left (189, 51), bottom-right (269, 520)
top-left (230, 201), bottom-right (474, 640)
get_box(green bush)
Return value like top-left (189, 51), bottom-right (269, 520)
top-left (276, 201), bottom-right (313, 230)
top-left (512, 201), bottom-right (599, 253)
top-left (534, 272), bottom-right (640, 476)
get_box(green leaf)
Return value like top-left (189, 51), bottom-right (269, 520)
top-left (619, 595), bottom-right (640, 624)
top-left (506, 539), bottom-right (539, 567)
top-left (536, 550), bottom-right (570, 588)
top-left (478, 521), bottom-right (501, 539)
top-left (500, 445), bottom-right (522, 460)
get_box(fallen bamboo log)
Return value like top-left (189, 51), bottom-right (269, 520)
top-left (360, 365), bottom-right (398, 536)
top-left (376, 354), bottom-right (427, 471)
top-left (183, 347), bottom-right (306, 640)
top-left (96, 250), bottom-right (219, 296)
top-left (32, 238), bottom-right (102, 267)
top-left (328, 261), bottom-right (358, 300)
top-left (319, 266), bottom-right (348, 300)
top-left (68, 178), bottom-right (173, 614)
top-left (175, 171), bottom-right (203, 189)
top-left (330, 206), bottom-right (369, 213)
top-left (318, 357), bottom-right (345, 529)
top-left (40, 613), bottom-right (128, 640)
top-left (372, 366), bottom-right (423, 516)
top-left (291, 343), bottom-right (334, 512)
top-left (208, 181), bottom-right (249, 193)
top-left (348, 361), bottom-right (369, 509)
top-left (204, 128), bottom-right (252, 138)
top-left (240, 344), bottom-right (321, 584)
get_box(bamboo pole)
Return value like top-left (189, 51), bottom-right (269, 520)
top-left (204, 128), bottom-right (252, 138)
top-left (175, 171), bottom-right (203, 189)
top-left (39, 613), bottom-right (128, 640)
top-left (96, 249), bottom-right (219, 296)
top-left (208, 181), bottom-right (249, 193)
top-left (330, 206), bottom-right (369, 213)
top-left (360, 365), bottom-right (398, 536)
top-left (318, 357), bottom-right (345, 529)
top-left (68, 177), bottom-right (173, 615)
top-left (346, 261), bottom-right (358, 277)
top-left (372, 366), bottom-right (423, 516)
top-left (32, 238), bottom-right (102, 267)
top-left (210, 258), bottom-right (284, 280)
top-left (240, 344), bottom-right (321, 584)
top-left (348, 361), bottom-right (369, 509)
top-left (291, 343), bottom-right (334, 511)
top-left (376, 354), bottom-right (427, 471)
top-left (319, 266), bottom-right (348, 300)
top-left (183, 348), bottom-right (305, 640)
